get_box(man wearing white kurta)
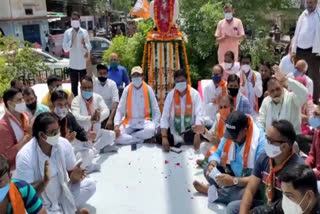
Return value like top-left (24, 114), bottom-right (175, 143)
top-left (71, 76), bottom-right (116, 168)
top-left (239, 54), bottom-right (263, 119)
top-left (114, 66), bottom-right (161, 145)
top-left (161, 70), bottom-right (203, 152)
top-left (258, 69), bottom-right (308, 135)
top-left (15, 112), bottom-right (95, 214)
top-left (292, 0), bottom-right (320, 104)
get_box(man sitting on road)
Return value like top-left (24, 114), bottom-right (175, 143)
top-left (193, 111), bottom-right (265, 210)
top-left (16, 112), bottom-right (95, 214)
top-left (71, 76), bottom-right (116, 152)
top-left (235, 120), bottom-right (304, 214)
top-left (0, 89), bottom-right (32, 168)
top-left (114, 66), bottom-right (161, 145)
top-left (161, 70), bottom-right (203, 152)
top-left (41, 75), bottom-right (73, 109)
top-left (23, 87), bottom-right (49, 118)
top-left (51, 90), bottom-right (100, 173)
top-left (88, 63), bottom-right (119, 130)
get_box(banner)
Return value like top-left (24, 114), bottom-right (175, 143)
top-left (130, 0), bottom-right (150, 19)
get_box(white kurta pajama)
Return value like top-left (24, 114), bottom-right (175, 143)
top-left (71, 93), bottom-right (115, 169)
top-left (160, 87), bottom-right (203, 144)
top-left (114, 83), bottom-right (161, 145)
top-left (15, 137), bottom-right (96, 213)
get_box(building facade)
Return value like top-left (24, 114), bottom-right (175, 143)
top-left (0, 0), bottom-right (49, 48)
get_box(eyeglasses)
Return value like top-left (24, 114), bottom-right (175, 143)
top-left (266, 136), bottom-right (287, 145)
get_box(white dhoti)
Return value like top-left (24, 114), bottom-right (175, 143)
top-left (70, 178), bottom-right (96, 209)
top-left (116, 120), bottom-right (156, 145)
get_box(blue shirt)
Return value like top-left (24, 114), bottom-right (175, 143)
top-left (208, 125), bottom-right (265, 177)
top-left (27, 103), bottom-right (50, 117)
top-left (107, 65), bottom-right (130, 87)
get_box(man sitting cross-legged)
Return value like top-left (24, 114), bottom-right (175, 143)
top-left (160, 69), bottom-right (203, 152)
top-left (16, 112), bottom-right (96, 214)
top-left (193, 111), bottom-right (265, 211)
top-left (114, 66), bottom-right (161, 145)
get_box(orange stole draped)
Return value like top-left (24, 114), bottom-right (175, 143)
top-left (9, 182), bottom-right (25, 213)
top-left (122, 82), bottom-right (151, 127)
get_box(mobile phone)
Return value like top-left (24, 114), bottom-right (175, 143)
top-left (209, 167), bottom-right (222, 181)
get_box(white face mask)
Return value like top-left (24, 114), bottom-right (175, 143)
top-left (46, 133), bottom-right (60, 146)
top-left (241, 64), bottom-right (251, 73)
top-left (71, 20), bottom-right (80, 29)
top-left (14, 102), bottom-right (26, 113)
top-left (224, 12), bottom-right (233, 20)
top-left (265, 140), bottom-right (282, 158)
top-left (224, 63), bottom-right (233, 70)
top-left (54, 107), bottom-right (68, 119)
top-left (175, 82), bottom-right (187, 92)
top-left (54, 86), bottom-right (63, 91)
top-left (272, 93), bottom-right (283, 104)
top-left (282, 193), bottom-right (310, 214)
top-left (132, 77), bottom-right (142, 88)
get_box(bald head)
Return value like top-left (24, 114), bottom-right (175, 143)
top-left (295, 60), bottom-right (308, 74)
top-left (109, 53), bottom-right (119, 62)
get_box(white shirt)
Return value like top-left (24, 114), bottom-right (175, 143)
top-left (258, 78), bottom-right (308, 134)
top-left (15, 137), bottom-right (76, 211)
top-left (63, 27), bottom-right (91, 70)
top-left (9, 118), bottom-right (24, 142)
top-left (160, 87), bottom-right (202, 134)
top-left (93, 78), bottom-right (119, 109)
top-left (279, 54), bottom-right (295, 75)
top-left (297, 10), bottom-right (318, 49)
top-left (114, 83), bottom-right (161, 129)
top-left (71, 93), bottom-right (110, 132)
top-left (202, 81), bottom-right (226, 124)
top-left (287, 73), bottom-right (314, 95)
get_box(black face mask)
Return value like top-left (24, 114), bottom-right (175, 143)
top-left (26, 101), bottom-right (37, 111)
top-left (228, 88), bottom-right (239, 97)
top-left (98, 76), bottom-right (107, 83)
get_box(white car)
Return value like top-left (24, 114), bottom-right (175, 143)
top-left (32, 48), bottom-right (69, 71)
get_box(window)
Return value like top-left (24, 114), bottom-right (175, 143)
top-left (25, 8), bottom-right (33, 15)
top-left (88, 21), bottom-right (93, 30)
top-left (81, 21), bottom-right (86, 29)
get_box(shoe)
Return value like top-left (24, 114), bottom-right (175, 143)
top-left (100, 145), bottom-right (119, 153)
top-left (86, 163), bottom-right (101, 174)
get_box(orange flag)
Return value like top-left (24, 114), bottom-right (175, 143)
top-left (130, 0), bottom-right (150, 19)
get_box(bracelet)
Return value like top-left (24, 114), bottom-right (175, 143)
top-left (162, 135), bottom-right (168, 138)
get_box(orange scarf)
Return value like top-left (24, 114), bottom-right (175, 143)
top-left (174, 86), bottom-right (193, 134)
top-left (123, 82), bottom-right (151, 126)
top-left (220, 116), bottom-right (254, 170)
top-left (215, 79), bottom-right (227, 96)
top-left (8, 112), bottom-right (29, 136)
top-left (8, 182), bottom-right (25, 213)
top-left (266, 151), bottom-right (295, 204)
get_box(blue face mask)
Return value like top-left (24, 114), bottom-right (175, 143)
top-left (0, 183), bottom-right (10, 202)
top-left (309, 117), bottom-right (320, 129)
top-left (82, 91), bottom-right (93, 100)
top-left (110, 62), bottom-right (118, 69)
top-left (294, 69), bottom-right (303, 77)
top-left (212, 74), bottom-right (222, 84)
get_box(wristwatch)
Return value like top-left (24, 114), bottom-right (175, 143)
top-left (233, 177), bottom-right (239, 186)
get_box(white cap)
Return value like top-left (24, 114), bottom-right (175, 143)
top-left (131, 66), bottom-right (143, 75)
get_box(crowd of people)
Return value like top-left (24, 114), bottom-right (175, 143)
top-left (0, 1), bottom-right (319, 213)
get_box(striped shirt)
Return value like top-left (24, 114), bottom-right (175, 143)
top-left (8, 179), bottom-right (43, 214)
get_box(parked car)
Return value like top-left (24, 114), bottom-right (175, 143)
top-left (33, 48), bottom-right (69, 71)
top-left (90, 37), bottom-right (112, 65)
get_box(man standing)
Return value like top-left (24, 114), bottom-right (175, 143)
top-left (63, 11), bottom-right (91, 97)
top-left (292, 0), bottom-right (320, 104)
top-left (108, 53), bottom-right (130, 96)
top-left (161, 70), bottom-right (203, 151)
top-left (215, 3), bottom-right (245, 64)
top-left (23, 87), bottom-right (49, 118)
top-left (114, 66), bottom-right (160, 145)
top-left (0, 89), bottom-right (31, 167)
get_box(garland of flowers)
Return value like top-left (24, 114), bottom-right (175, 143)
top-left (146, 31), bottom-right (184, 42)
top-left (147, 43), bottom-right (152, 88)
top-left (150, 42), bottom-right (155, 89)
top-left (175, 42), bottom-right (179, 70)
top-left (182, 40), bottom-right (191, 85)
top-left (142, 42), bottom-right (148, 73)
top-left (168, 42), bottom-right (173, 91)
top-left (154, 0), bottom-right (174, 34)
top-left (159, 42), bottom-right (164, 111)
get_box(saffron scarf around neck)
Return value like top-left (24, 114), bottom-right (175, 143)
top-left (123, 82), bottom-right (152, 127)
top-left (215, 79), bottom-right (227, 96)
top-left (7, 111), bottom-right (29, 136)
top-left (8, 181), bottom-right (25, 214)
top-left (173, 86), bottom-right (193, 134)
top-left (220, 115), bottom-right (255, 172)
top-left (240, 72), bottom-right (259, 112)
top-left (266, 151), bottom-right (295, 204)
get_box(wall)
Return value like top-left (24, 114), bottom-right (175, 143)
top-left (0, 0), bottom-right (47, 20)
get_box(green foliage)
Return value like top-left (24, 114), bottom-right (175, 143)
top-left (103, 19), bottom-right (153, 72)
top-left (0, 36), bottom-right (47, 98)
top-left (111, 0), bottom-right (132, 13)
